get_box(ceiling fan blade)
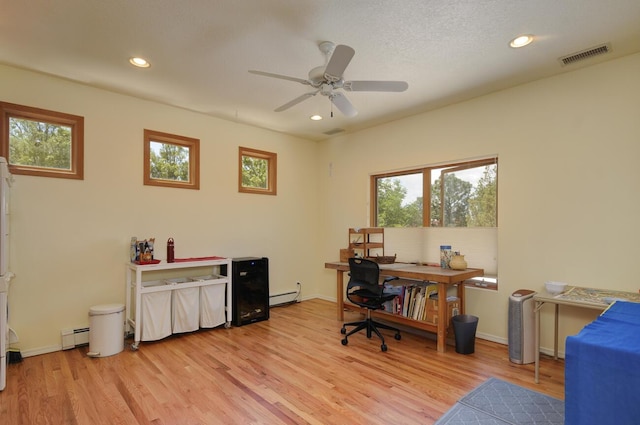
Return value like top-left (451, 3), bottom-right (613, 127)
top-left (249, 70), bottom-right (310, 85)
top-left (324, 44), bottom-right (355, 82)
top-left (343, 81), bottom-right (409, 92)
top-left (274, 90), bottom-right (319, 112)
top-left (330, 92), bottom-right (358, 117)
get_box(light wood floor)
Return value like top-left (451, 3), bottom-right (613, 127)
top-left (0, 299), bottom-right (565, 424)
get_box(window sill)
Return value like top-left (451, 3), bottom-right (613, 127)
top-left (463, 276), bottom-right (498, 291)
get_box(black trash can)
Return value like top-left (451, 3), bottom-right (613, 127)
top-left (452, 314), bottom-right (479, 354)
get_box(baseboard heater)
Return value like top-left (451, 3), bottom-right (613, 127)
top-left (269, 290), bottom-right (299, 306)
top-left (61, 327), bottom-right (90, 350)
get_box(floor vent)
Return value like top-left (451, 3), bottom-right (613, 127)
top-left (61, 327), bottom-right (90, 350)
top-left (559, 43), bottom-right (611, 66)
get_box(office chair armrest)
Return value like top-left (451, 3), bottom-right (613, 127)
top-left (382, 276), bottom-right (399, 284)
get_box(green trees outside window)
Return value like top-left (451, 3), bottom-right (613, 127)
top-left (241, 155), bottom-right (268, 189)
top-left (238, 147), bottom-right (277, 195)
top-left (1, 101), bottom-right (84, 179)
top-left (144, 129), bottom-right (199, 190)
top-left (373, 158), bottom-right (497, 228)
top-left (150, 142), bottom-right (190, 182)
top-left (9, 119), bottom-right (72, 170)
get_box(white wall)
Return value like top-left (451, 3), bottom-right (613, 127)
top-left (319, 53), bottom-right (640, 354)
top-left (3, 52), bottom-right (640, 356)
top-left (1, 64), bottom-right (323, 355)
top-left (382, 227), bottom-right (498, 275)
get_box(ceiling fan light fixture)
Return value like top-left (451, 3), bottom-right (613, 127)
top-left (509, 34), bottom-right (534, 48)
top-left (310, 114), bottom-right (323, 121)
top-left (249, 42), bottom-right (406, 117)
top-left (129, 57), bottom-right (150, 68)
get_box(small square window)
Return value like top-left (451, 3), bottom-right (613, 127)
top-left (1, 102), bottom-right (84, 180)
top-left (144, 129), bottom-right (199, 190)
top-left (239, 147), bottom-right (277, 195)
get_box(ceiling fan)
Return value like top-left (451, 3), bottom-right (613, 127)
top-left (249, 41), bottom-right (408, 117)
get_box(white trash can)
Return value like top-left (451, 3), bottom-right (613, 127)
top-left (87, 303), bottom-right (125, 358)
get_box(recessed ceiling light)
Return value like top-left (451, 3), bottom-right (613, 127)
top-left (509, 35), bottom-right (534, 48)
top-left (129, 57), bottom-right (150, 68)
top-left (310, 115), bottom-right (323, 121)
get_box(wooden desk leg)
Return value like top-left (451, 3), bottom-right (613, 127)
top-left (457, 282), bottom-right (465, 313)
top-left (336, 270), bottom-right (344, 321)
top-left (437, 283), bottom-right (447, 353)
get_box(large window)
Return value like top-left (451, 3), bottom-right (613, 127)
top-left (144, 129), bottom-right (200, 190)
top-left (0, 101), bottom-right (84, 179)
top-left (371, 158), bottom-right (497, 227)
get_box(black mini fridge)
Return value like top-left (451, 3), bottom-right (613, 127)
top-left (228, 257), bottom-right (269, 326)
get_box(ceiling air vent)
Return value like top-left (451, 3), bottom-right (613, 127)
top-left (559, 43), bottom-right (611, 66)
top-left (324, 128), bottom-right (345, 136)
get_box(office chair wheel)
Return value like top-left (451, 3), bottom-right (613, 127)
top-left (341, 338), bottom-right (348, 346)
top-left (394, 333), bottom-right (401, 340)
top-left (340, 327), bottom-right (346, 334)
top-left (381, 343), bottom-right (388, 352)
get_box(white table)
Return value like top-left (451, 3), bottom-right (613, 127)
top-left (125, 258), bottom-right (233, 350)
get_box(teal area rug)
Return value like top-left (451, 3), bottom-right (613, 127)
top-left (435, 378), bottom-right (564, 425)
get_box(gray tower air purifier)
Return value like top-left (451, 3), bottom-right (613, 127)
top-left (508, 289), bottom-right (537, 364)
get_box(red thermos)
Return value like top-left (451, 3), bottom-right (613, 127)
top-left (167, 238), bottom-right (175, 263)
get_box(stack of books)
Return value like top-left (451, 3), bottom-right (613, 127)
top-left (383, 282), bottom-right (459, 324)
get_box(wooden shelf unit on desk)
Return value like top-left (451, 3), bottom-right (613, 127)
top-left (325, 261), bottom-right (484, 352)
top-left (348, 227), bottom-right (384, 258)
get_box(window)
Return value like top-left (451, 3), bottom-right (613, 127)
top-left (371, 158), bottom-right (497, 227)
top-left (0, 101), bottom-right (84, 179)
top-left (238, 147), bottom-right (277, 195)
top-left (143, 129), bottom-right (200, 190)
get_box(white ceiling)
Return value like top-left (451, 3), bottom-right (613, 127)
top-left (2, 0), bottom-right (640, 141)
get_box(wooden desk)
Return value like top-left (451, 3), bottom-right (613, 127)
top-left (325, 261), bottom-right (484, 353)
top-left (533, 286), bottom-right (640, 383)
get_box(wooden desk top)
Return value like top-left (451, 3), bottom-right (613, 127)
top-left (324, 261), bottom-right (484, 284)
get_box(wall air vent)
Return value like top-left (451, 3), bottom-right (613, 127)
top-left (323, 128), bottom-right (345, 136)
top-left (559, 43), bottom-right (611, 66)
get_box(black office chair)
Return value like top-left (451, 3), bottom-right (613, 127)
top-left (340, 257), bottom-right (401, 351)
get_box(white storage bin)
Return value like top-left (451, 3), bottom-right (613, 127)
top-left (141, 281), bottom-right (172, 341)
top-left (88, 303), bottom-right (125, 357)
top-left (169, 277), bottom-right (200, 333)
top-left (200, 281), bottom-right (226, 328)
